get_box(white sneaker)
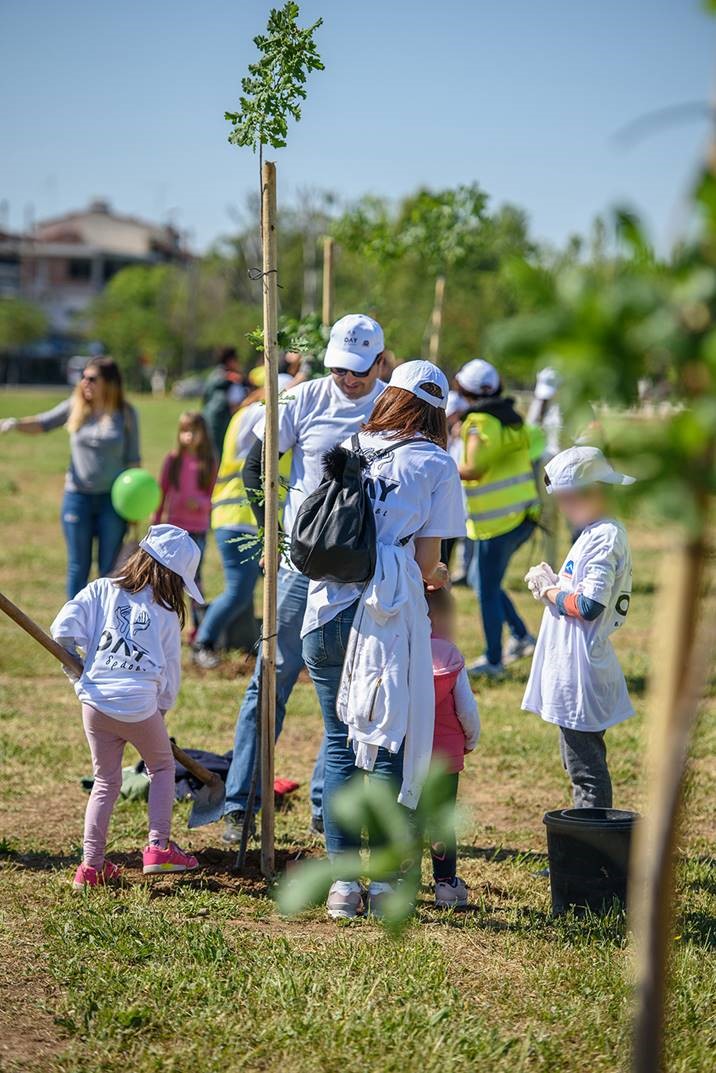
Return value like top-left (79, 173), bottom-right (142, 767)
top-left (366, 881), bottom-right (395, 918)
top-left (467, 656), bottom-right (505, 679)
top-left (504, 633), bottom-right (536, 663)
top-left (435, 876), bottom-right (468, 908)
top-left (326, 880), bottom-right (364, 920)
top-left (192, 646), bottom-right (221, 670)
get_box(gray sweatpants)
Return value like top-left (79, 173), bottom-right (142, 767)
top-left (559, 728), bottom-right (613, 809)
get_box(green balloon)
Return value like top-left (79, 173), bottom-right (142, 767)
top-left (111, 468), bottom-right (161, 522)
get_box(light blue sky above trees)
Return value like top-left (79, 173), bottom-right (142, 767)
top-left (2, 0), bottom-right (713, 251)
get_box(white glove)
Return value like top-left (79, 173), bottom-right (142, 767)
top-left (0, 418), bottom-right (18, 434)
top-left (525, 562), bottom-right (559, 601)
top-left (57, 637), bottom-right (82, 683)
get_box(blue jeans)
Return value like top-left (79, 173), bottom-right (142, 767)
top-left (303, 601), bottom-right (404, 857)
top-left (224, 568), bottom-right (325, 816)
top-left (195, 528), bottom-right (259, 648)
top-left (187, 531), bottom-right (207, 630)
top-left (61, 490), bottom-right (127, 598)
top-left (470, 516), bottom-right (535, 666)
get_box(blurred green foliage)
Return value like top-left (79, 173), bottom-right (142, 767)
top-left (0, 297), bottom-right (47, 352)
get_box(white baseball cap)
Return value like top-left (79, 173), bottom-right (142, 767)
top-left (389, 359), bottom-right (449, 409)
top-left (446, 390), bottom-right (469, 418)
top-left (324, 314), bottom-right (384, 373)
top-left (139, 524), bottom-right (205, 603)
top-left (455, 358), bottom-right (500, 396)
top-left (544, 446), bottom-right (635, 494)
top-left (535, 366), bottom-right (561, 401)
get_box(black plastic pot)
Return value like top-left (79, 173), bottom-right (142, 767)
top-left (543, 807), bottom-right (638, 916)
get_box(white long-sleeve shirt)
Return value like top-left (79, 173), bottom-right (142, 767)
top-left (51, 578), bottom-right (181, 721)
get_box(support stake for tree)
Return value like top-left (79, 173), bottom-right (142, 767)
top-left (427, 274), bottom-right (446, 362)
top-left (322, 235), bottom-right (334, 327)
top-left (259, 160), bottom-right (279, 880)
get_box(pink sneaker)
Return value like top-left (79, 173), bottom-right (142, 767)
top-left (72, 860), bottom-right (123, 890)
top-left (142, 841), bottom-right (199, 875)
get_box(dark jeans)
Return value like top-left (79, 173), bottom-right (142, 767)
top-left (61, 490), bottom-right (127, 598)
top-left (429, 771), bottom-right (459, 881)
top-left (195, 527), bottom-right (259, 648)
top-left (469, 516), bottom-right (535, 665)
top-left (303, 600), bottom-right (404, 858)
top-left (559, 728), bottom-right (613, 808)
top-left (224, 568), bottom-right (325, 816)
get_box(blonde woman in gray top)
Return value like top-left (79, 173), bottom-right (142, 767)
top-left (0, 356), bottom-right (140, 596)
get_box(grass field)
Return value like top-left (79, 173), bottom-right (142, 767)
top-left (0, 389), bottom-right (714, 1073)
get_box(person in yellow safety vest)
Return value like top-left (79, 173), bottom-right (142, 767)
top-left (455, 359), bottom-right (541, 679)
top-left (192, 379), bottom-right (293, 669)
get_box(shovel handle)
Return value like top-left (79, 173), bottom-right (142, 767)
top-left (0, 589), bottom-right (220, 790)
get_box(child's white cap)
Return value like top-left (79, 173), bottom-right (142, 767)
top-left (139, 524), bottom-right (205, 603)
top-left (324, 313), bottom-right (384, 373)
top-left (534, 366), bottom-right (561, 401)
top-left (455, 358), bottom-right (501, 396)
top-left (446, 390), bottom-right (469, 418)
top-left (389, 359), bottom-right (449, 409)
top-left (544, 446), bottom-right (635, 494)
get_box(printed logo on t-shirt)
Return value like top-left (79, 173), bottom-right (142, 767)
top-left (96, 603), bottom-right (155, 673)
top-left (615, 592), bottom-right (631, 618)
top-left (562, 559), bottom-right (574, 577)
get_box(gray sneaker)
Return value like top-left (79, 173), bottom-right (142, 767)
top-left (326, 881), bottom-right (364, 919)
top-left (308, 814), bottom-right (324, 837)
top-left (192, 646), bottom-right (221, 670)
top-left (467, 656), bottom-right (505, 679)
top-left (435, 876), bottom-right (468, 908)
top-left (504, 633), bottom-right (536, 663)
top-left (222, 810), bottom-right (255, 845)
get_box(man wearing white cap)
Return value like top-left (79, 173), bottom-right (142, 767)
top-left (522, 446), bottom-right (636, 808)
top-left (454, 359), bottom-right (540, 676)
top-left (221, 314), bottom-right (387, 844)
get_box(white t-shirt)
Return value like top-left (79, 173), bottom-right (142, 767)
top-left (302, 431), bottom-right (467, 636)
top-left (51, 578), bottom-right (181, 721)
top-left (253, 375), bottom-right (385, 568)
top-left (522, 518), bottom-right (634, 731)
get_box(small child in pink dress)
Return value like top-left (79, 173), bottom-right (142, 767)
top-left (426, 587), bottom-right (480, 908)
top-left (155, 412), bottom-right (217, 634)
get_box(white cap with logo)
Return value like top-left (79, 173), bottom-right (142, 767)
top-left (389, 359), bottom-right (449, 409)
top-left (544, 446), bottom-right (635, 494)
top-left (324, 314), bottom-right (384, 373)
top-left (139, 524), bottom-right (205, 603)
top-left (455, 358), bottom-right (500, 396)
top-left (535, 366), bottom-right (561, 401)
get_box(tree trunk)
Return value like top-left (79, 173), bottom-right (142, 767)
top-left (259, 160), bottom-right (279, 881)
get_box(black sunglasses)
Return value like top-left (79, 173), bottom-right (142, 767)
top-left (82, 373), bottom-right (99, 383)
top-left (331, 357), bottom-right (378, 379)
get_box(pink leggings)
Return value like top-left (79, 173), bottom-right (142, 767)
top-left (81, 704), bottom-right (175, 869)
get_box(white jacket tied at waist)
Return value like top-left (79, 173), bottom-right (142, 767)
top-left (336, 543), bottom-right (434, 810)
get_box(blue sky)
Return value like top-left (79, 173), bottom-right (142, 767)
top-left (1, 0), bottom-right (714, 252)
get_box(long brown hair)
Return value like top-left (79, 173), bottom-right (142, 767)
top-left (168, 412), bottom-right (215, 490)
top-left (363, 385), bottom-right (448, 449)
top-left (115, 548), bottom-right (187, 628)
top-left (67, 356), bottom-right (126, 433)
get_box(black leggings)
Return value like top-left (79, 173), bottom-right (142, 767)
top-left (429, 771), bottom-right (460, 881)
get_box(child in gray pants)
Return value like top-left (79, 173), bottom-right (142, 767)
top-left (521, 446), bottom-right (636, 808)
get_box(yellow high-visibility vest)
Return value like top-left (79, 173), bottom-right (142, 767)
top-left (211, 409), bottom-right (291, 532)
top-left (461, 411), bottom-right (539, 541)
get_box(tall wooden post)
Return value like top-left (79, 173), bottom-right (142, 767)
top-left (427, 274), bottom-right (446, 362)
top-left (259, 160), bottom-right (279, 880)
top-left (322, 235), bottom-right (334, 327)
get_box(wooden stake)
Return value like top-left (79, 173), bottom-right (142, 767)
top-left (322, 235), bottom-right (334, 327)
top-left (259, 160), bottom-right (279, 880)
top-left (630, 531), bottom-right (712, 1072)
top-left (427, 274), bottom-right (446, 362)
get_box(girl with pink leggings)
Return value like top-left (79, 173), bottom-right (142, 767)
top-left (51, 525), bottom-right (205, 889)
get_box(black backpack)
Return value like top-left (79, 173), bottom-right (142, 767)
top-left (290, 434), bottom-right (420, 584)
